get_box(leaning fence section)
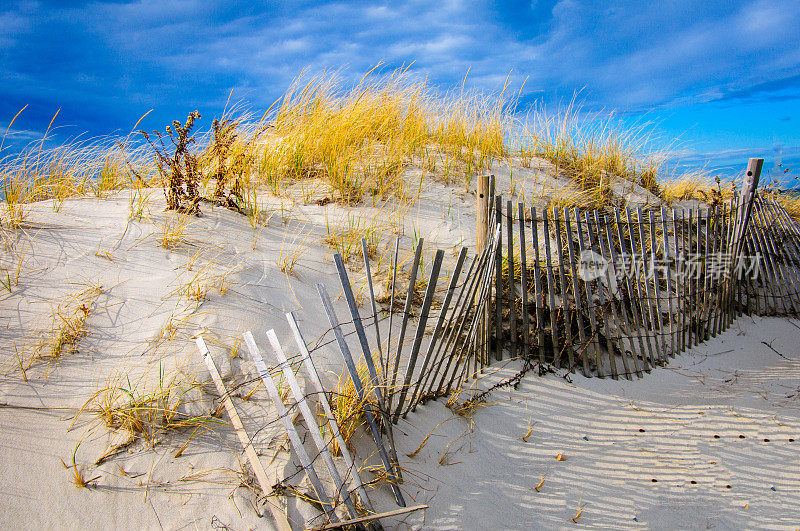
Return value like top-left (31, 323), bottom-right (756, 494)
top-left (193, 158), bottom-right (800, 529)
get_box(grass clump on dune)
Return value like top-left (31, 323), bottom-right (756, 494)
top-left (517, 100), bottom-right (667, 208)
top-left (255, 65), bottom-right (510, 202)
top-left (41, 285), bottom-right (102, 361)
top-left (76, 366), bottom-right (216, 447)
top-left (1, 63), bottom-right (746, 220)
top-left (331, 353), bottom-right (383, 456)
top-left (661, 173), bottom-right (733, 208)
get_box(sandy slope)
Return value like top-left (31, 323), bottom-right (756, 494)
top-left (0, 172), bottom-right (797, 529)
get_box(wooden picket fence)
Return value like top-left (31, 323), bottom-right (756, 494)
top-left (193, 158), bottom-right (800, 529)
top-left (474, 159), bottom-right (800, 380)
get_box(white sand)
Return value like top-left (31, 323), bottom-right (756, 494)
top-left (1, 172), bottom-right (797, 529)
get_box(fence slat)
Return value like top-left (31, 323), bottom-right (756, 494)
top-left (407, 247), bottom-right (468, 414)
top-left (518, 203), bottom-right (531, 360)
top-left (763, 198), bottom-right (800, 312)
top-left (542, 210), bottom-right (561, 365)
top-left (660, 207), bottom-right (677, 355)
top-left (752, 199), bottom-right (790, 313)
top-left (385, 236), bottom-right (400, 405)
top-left (423, 252), bottom-right (480, 399)
top-left (266, 330), bottom-right (362, 520)
top-left (316, 284), bottom-right (406, 507)
top-left (575, 210), bottom-right (605, 376)
top-left (388, 239), bottom-right (424, 413)
top-left (565, 208), bottom-right (591, 376)
top-left (286, 312), bottom-right (377, 517)
top-left (602, 214), bottom-right (642, 378)
top-left (333, 256), bottom-right (403, 480)
top-left (647, 210), bottom-right (668, 359)
top-left (531, 207), bottom-right (546, 363)
top-left (433, 247), bottom-right (491, 396)
top-left (587, 211), bottom-right (619, 379)
top-left (394, 249), bottom-right (445, 422)
top-left (596, 213), bottom-right (634, 379)
top-left (553, 208), bottom-right (575, 371)
top-left (196, 336), bottom-right (292, 531)
top-left (495, 195), bottom-right (504, 360)
top-left (614, 208), bottom-right (654, 370)
top-left (507, 201), bottom-right (517, 359)
top-left (241, 332), bottom-right (341, 522)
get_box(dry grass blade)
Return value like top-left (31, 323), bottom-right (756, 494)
top-left (75, 366), bottom-right (217, 447)
top-left (331, 351), bottom-right (383, 456)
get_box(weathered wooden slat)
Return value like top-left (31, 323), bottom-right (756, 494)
top-left (763, 198), bottom-right (800, 311)
top-left (614, 208), bottom-right (654, 370)
top-left (195, 337), bottom-right (292, 531)
top-left (673, 208), bottom-right (683, 350)
top-left (647, 210), bottom-right (667, 358)
top-left (564, 208), bottom-right (591, 376)
top-left (531, 207), bottom-right (546, 363)
top-left (388, 239), bottom-right (424, 413)
top-left (595, 213), bottom-right (633, 379)
top-left (432, 246), bottom-right (491, 396)
top-left (660, 207), bottom-right (677, 355)
top-left (602, 213), bottom-right (642, 378)
top-left (723, 199), bottom-right (737, 328)
top-left (507, 201), bottom-right (517, 359)
top-left (753, 199), bottom-right (794, 313)
top-left (574, 210), bottom-right (604, 376)
top-left (495, 195), bottom-right (503, 361)
top-left (629, 208), bottom-right (662, 364)
top-left (586, 212), bottom-right (619, 379)
top-left (741, 205), bottom-right (768, 313)
top-left (697, 208), bottom-right (713, 343)
top-left (453, 227), bottom-right (502, 390)
top-left (743, 216), bottom-right (763, 314)
top-left (422, 252), bottom-right (481, 399)
top-left (394, 249), bottom-right (445, 422)
top-left (333, 255), bottom-right (403, 480)
top-left (624, 208), bottom-right (656, 366)
top-left (705, 206), bottom-right (721, 341)
top-left (542, 210), bottom-right (561, 365)
top-left (628, 208), bottom-right (666, 364)
top-left (286, 312), bottom-right (378, 518)
top-left (710, 206), bottom-right (724, 336)
top-left (385, 236), bottom-right (400, 404)
top-left (240, 332), bottom-right (340, 523)
top-left (407, 247), bottom-right (468, 413)
top-left (265, 330), bottom-right (362, 521)
top-left (455, 227), bottom-right (503, 388)
top-left (613, 209), bottom-right (650, 371)
top-left (310, 505), bottom-right (428, 531)
top-left (553, 208), bottom-right (575, 370)
top-left (686, 209), bottom-right (699, 348)
top-left (720, 201), bottom-right (734, 331)
top-left (363, 238), bottom-right (384, 378)
top-left (518, 203), bottom-right (531, 360)
top-left (316, 283), bottom-right (406, 507)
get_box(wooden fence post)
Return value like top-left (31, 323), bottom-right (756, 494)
top-left (476, 175), bottom-right (491, 364)
top-left (732, 158), bottom-right (763, 266)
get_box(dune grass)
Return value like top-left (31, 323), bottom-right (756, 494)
top-left (516, 100), bottom-right (668, 207)
top-left (661, 172), bottom-right (734, 206)
top-left (1, 65), bottom-right (763, 226)
top-left (76, 365), bottom-right (216, 447)
top-left (40, 285), bottom-right (102, 361)
top-left (331, 352), bottom-right (383, 456)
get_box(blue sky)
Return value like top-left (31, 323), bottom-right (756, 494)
top-left (2, 1), bottom-right (799, 180)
